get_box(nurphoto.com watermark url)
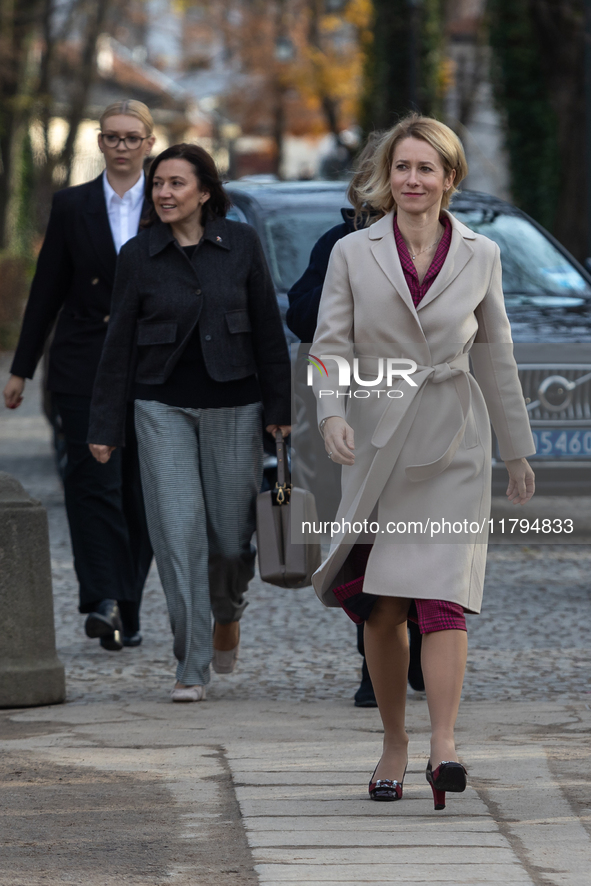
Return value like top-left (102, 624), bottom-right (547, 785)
top-left (303, 517), bottom-right (575, 538)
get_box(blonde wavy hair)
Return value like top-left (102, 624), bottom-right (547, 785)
top-left (99, 100), bottom-right (154, 135)
top-left (346, 131), bottom-right (383, 229)
top-left (356, 114), bottom-right (468, 217)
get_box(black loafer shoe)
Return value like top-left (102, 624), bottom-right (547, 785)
top-left (99, 631), bottom-right (124, 651)
top-left (122, 631), bottom-right (142, 647)
top-left (85, 599), bottom-right (123, 639)
top-left (354, 674), bottom-right (378, 707)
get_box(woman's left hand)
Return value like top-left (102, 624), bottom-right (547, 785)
top-left (504, 457), bottom-right (535, 505)
top-left (266, 424), bottom-right (291, 438)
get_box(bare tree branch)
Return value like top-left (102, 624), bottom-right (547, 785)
top-left (58, 0), bottom-right (112, 184)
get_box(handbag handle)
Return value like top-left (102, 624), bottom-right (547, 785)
top-left (275, 429), bottom-right (291, 504)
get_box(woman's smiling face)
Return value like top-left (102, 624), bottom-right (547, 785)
top-left (390, 137), bottom-right (455, 215)
top-left (152, 158), bottom-right (210, 226)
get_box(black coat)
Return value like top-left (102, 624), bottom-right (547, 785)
top-left (10, 174), bottom-right (145, 396)
top-left (286, 208), bottom-right (357, 343)
top-left (88, 217), bottom-right (291, 447)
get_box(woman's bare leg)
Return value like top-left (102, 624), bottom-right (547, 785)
top-left (421, 629), bottom-right (468, 767)
top-left (364, 597), bottom-right (411, 782)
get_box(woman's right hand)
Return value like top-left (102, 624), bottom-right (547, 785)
top-left (504, 457), bottom-right (535, 505)
top-left (89, 444), bottom-right (116, 464)
top-left (3, 375), bottom-right (25, 409)
top-left (322, 416), bottom-right (355, 466)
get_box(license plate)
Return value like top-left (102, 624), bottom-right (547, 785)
top-left (529, 429), bottom-right (591, 459)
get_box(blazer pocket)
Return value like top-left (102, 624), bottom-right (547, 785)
top-left (225, 309), bottom-right (252, 334)
top-left (137, 321), bottom-right (178, 346)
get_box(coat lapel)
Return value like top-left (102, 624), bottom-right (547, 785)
top-left (368, 212), bottom-right (421, 326)
top-left (416, 211), bottom-right (476, 311)
top-left (82, 174), bottom-right (117, 285)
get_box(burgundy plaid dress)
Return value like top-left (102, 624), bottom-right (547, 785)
top-left (333, 214), bottom-right (467, 634)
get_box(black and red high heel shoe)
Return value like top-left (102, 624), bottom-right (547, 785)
top-left (425, 760), bottom-right (467, 810)
top-left (368, 762), bottom-right (407, 801)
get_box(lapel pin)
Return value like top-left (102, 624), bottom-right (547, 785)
top-left (216, 235), bottom-right (222, 242)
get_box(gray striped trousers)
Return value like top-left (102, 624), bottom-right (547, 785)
top-left (134, 399), bottom-right (264, 685)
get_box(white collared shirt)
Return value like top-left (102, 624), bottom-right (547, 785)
top-left (102, 170), bottom-right (145, 254)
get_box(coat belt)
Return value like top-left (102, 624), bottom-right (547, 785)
top-left (355, 353), bottom-right (472, 481)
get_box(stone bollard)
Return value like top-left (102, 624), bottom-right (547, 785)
top-left (0, 472), bottom-right (65, 707)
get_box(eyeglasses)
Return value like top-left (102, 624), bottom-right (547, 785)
top-left (100, 134), bottom-right (148, 150)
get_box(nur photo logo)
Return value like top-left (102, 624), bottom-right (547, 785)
top-left (306, 353), bottom-right (329, 379)
top-left (306, 354), bottom-right (418, 386)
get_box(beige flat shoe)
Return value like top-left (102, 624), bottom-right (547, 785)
top-left (212, 642), bottom-right (239, 674)
top-left (170, 684), bottom-right (206, 702)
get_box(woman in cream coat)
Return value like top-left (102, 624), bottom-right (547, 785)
top-left (312, 115), bottom-right (535, 809)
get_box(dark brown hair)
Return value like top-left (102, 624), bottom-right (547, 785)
top-left (143, 143), bottom-right (230, 226)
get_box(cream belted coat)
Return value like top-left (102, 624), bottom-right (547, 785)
top-left (311, 209), bottom-right (535, 614)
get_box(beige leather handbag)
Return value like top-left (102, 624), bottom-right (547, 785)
top-left (256, 431), bottom-right (322, 588)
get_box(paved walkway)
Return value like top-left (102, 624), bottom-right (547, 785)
top-left (3, 698), bottom-right (590, 885)
top-left (1, 353), bottom-right (591, 885)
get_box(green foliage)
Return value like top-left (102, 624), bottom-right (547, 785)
top-left (360, 0), bottom-right (409, 130)
top-left (0, 130), bottom-right (35, 349)
top-left (13, 129), bottom-right (36, 258)
top-left (0, 251), bottom-right (33, 351)
top-left (360, 0), bottom-right (445, 132)
top-left (488, 0), bottom-right (560, 230)
top-left (420, 0), bottom-right (445, 119)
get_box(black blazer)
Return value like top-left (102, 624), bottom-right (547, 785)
top-left (88, 217), bottom-right (291, 447)
top-left (286, 208), bottom-right (357, 343)
top-left (10, 174), bottom-right (147, 396)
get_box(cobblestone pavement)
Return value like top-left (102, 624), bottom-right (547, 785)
top-left (2, 353), bottom-right (591, 707)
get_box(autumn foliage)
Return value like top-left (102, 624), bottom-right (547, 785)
top-left (210, 0), bottom-right (372, 138)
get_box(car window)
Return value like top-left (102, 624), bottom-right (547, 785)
top-left (263, 210), bottom-right (345, 290)
top-left (226, 206), bottom-right (247, 223)
top-left (452, 209), bottom-right (591, 305)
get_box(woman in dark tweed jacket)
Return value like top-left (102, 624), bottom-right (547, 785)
top-left (88, 143), bottom-right (291, 701)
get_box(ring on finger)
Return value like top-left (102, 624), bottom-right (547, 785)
top-left (328, 452), bottom-right (333, 460)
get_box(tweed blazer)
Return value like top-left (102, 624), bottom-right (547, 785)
top-left (311, 209), bottom-right (536, 615)
top-left (88, 217), bottom-right (291, 447)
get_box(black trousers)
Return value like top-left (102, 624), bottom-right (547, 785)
top-left (357, 619), bottom-right (422, 683)
top-left (53, 394), bottom-right (153, 632)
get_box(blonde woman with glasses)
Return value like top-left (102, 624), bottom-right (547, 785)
top-left (3, 100), bottom-right (155, 652)
top-left (311, 114), bottom-right (535, 810)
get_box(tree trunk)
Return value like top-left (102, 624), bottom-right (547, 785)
top-left (489, 0), bottom-right (585, 259)
top-left (272, 85), bottom-right (286, 178)
top-left (59, 0), bottom-right (112, 185)
top-left (488, 0), bottom-right (560, 232)
top-left (360, 0), bottom-right (412, 131)
top-left (531, 0), bottom-right (586, 260)
top-left (308, 0), bottom-right (341, 137)
top-left (0, 119), bottom-right (16, 250)
top-left (272, 0), bottom-right (289, 178)
top-left (360, 0), bottom-right (444, 133)
top-left (33, 0), bottom-right (58, 234)
top-left (0, 0), bottom-right (42, 249)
